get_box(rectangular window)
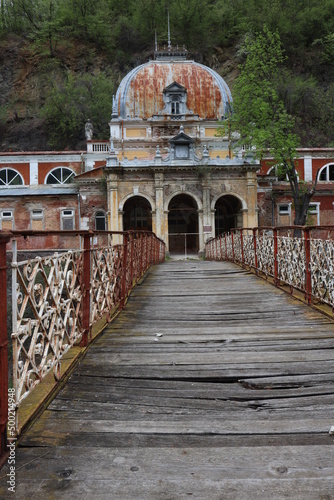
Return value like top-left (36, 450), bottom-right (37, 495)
top-left (277, 203), bottom-right (291, 226)
top-left (307, 203), bottom-right (320, 225)
top-left (171, 102), bottom-right (180, 114)
top-left (278, 204), bottom-right (290, 215)
top-left (31, 209), bottom-right (44, 230)
top-left (0, 210), bottom-right (14, 230)
top-left (61, 209), bottom-right (74, 230)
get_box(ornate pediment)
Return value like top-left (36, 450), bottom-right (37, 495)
top-left (169, 126), bottom-right (194, 160)
top-left (163, 81), bottom-right (187, 94)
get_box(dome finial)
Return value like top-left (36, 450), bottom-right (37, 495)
top-left (167, 10), bottom-right (172, 50)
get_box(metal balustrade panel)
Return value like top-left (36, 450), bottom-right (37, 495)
top-left (205, 227), bottom-right (334, 310)
top-left (0, 230), bottom-right (165, 443)
top-left (12, 249), bottom-right (84, 407)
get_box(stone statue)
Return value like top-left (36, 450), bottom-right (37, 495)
top-left (85, 120), bottom-right (93, 141)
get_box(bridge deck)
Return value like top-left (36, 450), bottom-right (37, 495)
top-left (1, 260), bottom-right (334, 499)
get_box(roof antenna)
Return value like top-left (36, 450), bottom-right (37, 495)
top-left (167, 10), bottom-right (172, 50)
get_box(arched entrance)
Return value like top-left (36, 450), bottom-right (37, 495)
top-left (123, 196), bottom-right (152, 231)
top-left (168, 194), bottom-right (199, 254)
top-left (215, 195), bottom-right (243, 235)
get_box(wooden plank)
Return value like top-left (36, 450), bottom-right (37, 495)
top-left (2, 446), bottom-right (334, 499)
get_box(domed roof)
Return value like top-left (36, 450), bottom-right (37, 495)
top-left (114, 59), bottom-right (232, 120)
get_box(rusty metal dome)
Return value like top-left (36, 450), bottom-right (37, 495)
top-left (114, 59), bottom-right (232, 120)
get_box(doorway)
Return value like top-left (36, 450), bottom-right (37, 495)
top-left (168, 194), bottom-right (199, 254)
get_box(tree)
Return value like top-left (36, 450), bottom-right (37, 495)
top-left (225, 26), bottom-right (318, 228)
top-left (40, 72), bottom-right (115, 149)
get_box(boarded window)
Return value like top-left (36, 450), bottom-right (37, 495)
top-left (61, 209), bottom-right (74, 230)
top-left (31, 209), bottom-right (44, 230)
top-left (0, 210), bottom-right (14, 230)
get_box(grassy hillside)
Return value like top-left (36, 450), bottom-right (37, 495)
top-left (1, 0), bottom-right (334, 151)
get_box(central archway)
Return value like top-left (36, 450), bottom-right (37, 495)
top-left (168, 194), bottom-right (199, 254)
top-left (123, 196), bottom-right (152, 231)
top-left (215, 195), bottom-right (243, 235)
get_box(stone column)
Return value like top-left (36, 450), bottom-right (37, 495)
top-left (107, 172), bottom-right (121, 244)
top-left (154, 172), bottom-right (164, 239)
top-left (246, 170), bottom-right (258, 228)
top-left (201, 173), bottom-right (212, 251)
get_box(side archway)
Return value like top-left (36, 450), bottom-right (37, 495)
top-left (213, 194), bottom-right (244, 235)
top-left (122, 195), bottom-right (152, 231)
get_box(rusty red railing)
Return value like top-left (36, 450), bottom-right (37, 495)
top-left (206, 225), bottom-right (334, 310)
top-left (0, 229), bottom-right (165, 467)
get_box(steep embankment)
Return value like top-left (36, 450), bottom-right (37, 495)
top-left (0, 36), bottom-right (238, 151)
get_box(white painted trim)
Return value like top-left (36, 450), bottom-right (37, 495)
top-left (304, 155), bottom-right (312, 181)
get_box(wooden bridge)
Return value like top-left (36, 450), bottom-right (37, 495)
top-left (1, 228), bottom-right (334, 498)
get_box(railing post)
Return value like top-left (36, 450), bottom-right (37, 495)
top-left (231, 231), bottom-right (235, 262)
top-left (240, 229), bottom-right (244, 267)
top-left (139, 233), bottom-right (143, 277)
top-left (304, 227), bottom-right (312, 305)
top-left (80, 233), bottom-right (91, 347)
top-left (225, 233), bottom-right (228, 261)
top-left (145, 233), bottom-right (148, 272)
top-left (154, 236), bottom-right (158, 264)
top-left (120, 232), bottom-right (129, 310)
top-left (219, 234), bottom-right (222, 261)
top-left (274, 228), bottom-right (279, 286)
top-left (0, 232), bottom-right (11, 466)
top-left (253, 228), bottom-right (258, 274)
top-left (151, 233), bottom-right (154, 265)
top-left (129, 231), bottom-right (134, 287)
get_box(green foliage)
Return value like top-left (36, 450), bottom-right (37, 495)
top-left (231, 26), bottom-right (298, 162)
top-left (228, 26), bottom-right (317, 226)
top-left (2, 0), bottom-right (334, 150)
top-left (40, 72), bottom-right (115, 149)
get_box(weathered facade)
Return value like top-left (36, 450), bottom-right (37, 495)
top-left (0, 46), bottom-right (333, 251)
top-left (100, 47), bottom-right (260, 254)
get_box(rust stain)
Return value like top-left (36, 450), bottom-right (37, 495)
top-left (123, 62), bottom-right (224, 120)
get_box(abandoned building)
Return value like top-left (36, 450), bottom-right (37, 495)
top-left (1, 44), bottom-right (334, 252)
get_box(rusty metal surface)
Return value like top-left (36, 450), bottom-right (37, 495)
top-left (206, 226), bottom-right (334, 309)
top-left (116, 61), bottom-right (232, 120)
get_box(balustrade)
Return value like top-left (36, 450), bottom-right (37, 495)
top-left (0, 230), bottom-right (165, 465)
top-left (206, 225), bottom-right (334, 310)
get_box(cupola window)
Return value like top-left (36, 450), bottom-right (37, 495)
top-left (171, 96), bottom-right (181, 115)
top-left (162, 82), bottom-right (189, 117)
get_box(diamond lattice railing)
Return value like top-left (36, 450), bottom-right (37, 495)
top-left (12, 250), bottom-right (83, 405)
top-left (205, 226), bottom-right (334, 310)
top-left (90, 245), bottom-right (123, 325)
top-left (6, 231), bottom-right (165, 433)
top-left (310, 238), bottom-right (334, 306)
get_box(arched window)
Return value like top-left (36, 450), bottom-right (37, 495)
top-left (318, 164), bottom-right (334, 181)
top-left (0, 168), bottom-right (24, 186)
top-left (267, 165), bottom-right (293, 182)
top-left (95, 211), bottom-right (107, 230)
top-left (45, 167), bottom-right (75, 185)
